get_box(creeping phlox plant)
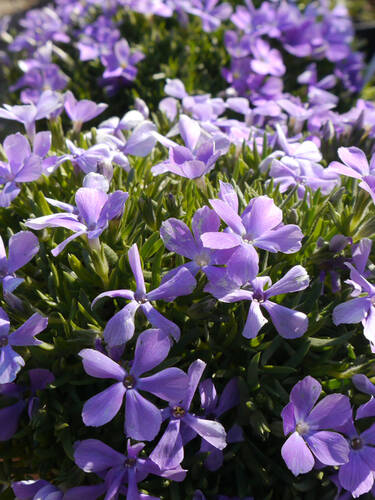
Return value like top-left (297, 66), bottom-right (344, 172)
top-left (1, 0), bottom-right (375, 499)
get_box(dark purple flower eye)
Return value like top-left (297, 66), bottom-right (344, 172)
top-left (350, 437), bottom-right (363, 450)
top-left (123, 375), bottom-right (135, 389)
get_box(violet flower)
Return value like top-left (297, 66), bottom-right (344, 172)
top-left (250, 38), bottom-right (285, 77)
top-left (160, 206), bottom-right (235, 280)
top-left (74, 438), bottom-right (185, 499)
top-left (101, 39), bottom-right (144, 83)
top-left (0, 231), bottom-right (39, 298)
top-left (152, 115), bottom-right (228, 179)
top-left (0, 133), bottom-right (45, 207)
top-left (182, 0), bottom-right (232, 32)
top-left (25, 186), bottom-right (128, 256)
top-left (281, 376), bottom-right (351, 476)
top-left (0, 307), bottom-right (48, 384)
top-left (92, 243), bottom-right (196, 346)
top-left (64, 91), bottom-right (108, 133)
top-left (328, 147), bottom-right (375, 203)
top-left (65, 139), bottom-right (112, 175)
top-left (332, 263), bottom-right (375, 351)
top-left (336, 418), bottom-right (375, 497)
top-left (352, 374), bottom-right (375, 420)
top-left (0, 90), bottom-right (62, 140)
top-left (198, 377), bottom-right (241, 471)
top-left (150, 359), bottom-right (227, 470)
top-left (79, 329), bottom-right (188, 441)
top-left (201, 182), bottom-right (303, 254)
top-left (204, 245), bottom-right (309, 339)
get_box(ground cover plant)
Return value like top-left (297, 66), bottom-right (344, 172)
top-left (1, 0), bottom-right (375, 499)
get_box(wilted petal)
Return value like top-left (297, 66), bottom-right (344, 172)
top-left (265, 266), bottom-right (309, 298)
top-left (138, 368), bottom-right (188, 402)
top-left (184, 413), bottom-right (226, 450)
top-left (79, 348), bottom-right (125, 380)
top-left (74, 439), bottom-right (124, 472)
top-left (103, 301), bottom-right (140, 347)
top-left (131, 329), bottom-right (171, 377)
top-left (281, 431), bottom-right (315, 476)
top-left (125, 390), bottom-right (161, 441)
top-left (290, 376), bottom-right (321, 422)
top-left (7, 231), bottom-right (39, 273)
top-left (306, 431), bottom-right (349, 466)
top-left (262, 301), bottom-right (308, 338)
top-left (82, 382), bottom-right (125, 427)
top-left (51, 231), bottom-right (86, 257)
top-left (160, 218), bottom-right (199, 259)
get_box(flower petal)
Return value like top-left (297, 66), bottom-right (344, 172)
top-left (184, 413), bottom-right (227, 450)
top-left (160, 218), bottom-right (199, 259)
top-left (103, 302), bottom-right (140, 348)
top-left (75, 188), bottom-right (107, 228)
top-left (10, 313), bottom-right (47, 346)
top-left (265, 266), bottom-right (309, 298)
top-left (305, 431), bottom-right (349, 466)
top-left (131, 328), bottom-right (171, 377)
top-left (290, 376), bottom-right (321, 422)
top-left (333, 297), bottom-right (371, 325)
top-left (138, 368), bottom-right (188, 402)
top-left (74, 439), bottom-right (125, 472)
top-left (262, 301), bottom-right (308, 338)
top-left (281, 431), bottom-right (315, 476)
top-left (128, 244), bottom-right (146, 296)
top-left (79, 349), bottom-right (125, 380)
top-left (242, 300), bottom-right (268, 339)
top-left (125, 390), bottom-right (161, 441)
top-left (307, 394), bottom-right (352, 430)
top-left (7, 231), bottom-right (39, 274)
top-left (82, 382), bottom-right (125, 427)
top-left (338, 451), bottom-right (373, 498)
top-left (149, 419), bottom-right (183, 469)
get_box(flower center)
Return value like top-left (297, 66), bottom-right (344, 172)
top-left (295, 422), bottom-right (310, 436)
top-left (125, 457), bottom-right (136, 467)
top-left (0, 335), bottom-right (8, 347)
top-left (172, 405), bottom-right (186, 418)
top-left (350, 437), bottom-right (363, 450)
top-left (123, 375), bottom-right (135, 389)
top-left (134, 292), bottom-right (147, 304)
top-left (252, 290), bottom-right (264, 303)
top-left (195, 253), bottom-right (210, 267)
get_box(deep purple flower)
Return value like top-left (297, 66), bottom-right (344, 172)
top-left (12, 479), bottom-right (106, 500)
top-left (205, 245), bottom-right (309, 339)
top-left (201, 182), bottom-right (303, 254)
top-left (352, 374), bottom-right (375, 420)
top-left (64, 91), bottom-right (107, 133)
top-left (0, 307), bottom-right (48, 384)
top-left (150, 359), bottom-right (227, 470)
top-left (332, 263), bottom-right (375, 351)
top-left (0, 231), bottom-right (39, 298)
top-left (281, 376), bottom-right (351, 476)
top-left (92, 243), bottom-right (196, 346)
top-left (25, 186), bottom-right (128, 256)
top-left (79, 329), bottom-right (188, 441)
top-left (74, 438), bottom-right (185, 499)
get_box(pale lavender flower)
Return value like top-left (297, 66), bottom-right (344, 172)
top-left (101, 39), bottom-right (144, 83)
top-left (181, 0), bottom-right (232, 32)
top-left (0, 231), bottom-right (39, 298)
top-left (0, 133), bottom-right (44, 207)
top-left (92, 243), bottom-right (196, 347)
top-left (204, 245), bottom-right (309, 339)
top-left (150, 359), bottom-right (227, 470)
top-left (201, 182), bottom-right (303, 254)
top-left (79, 329), bottom-right (188, 440)
top-left (0, 308), bottom-right (48, 384)
top-left (332, 263), bottom-right (375, 351)
top-left (25, 187), bottom-right (128, 256)
top-left (281, 376), bottom-right (351, 476)
top-left (65, 139), bottom-right (112, 175)
top-left (64, 91), bottom-right (107, 133)
top-left (250, 38), bottom-right (285, 77)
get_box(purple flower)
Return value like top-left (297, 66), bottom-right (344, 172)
top-left (332, 263), bottom-right (375, 351)
top-left (0, 90), bottom-right (62, 140)
top-left (0, 308), bottom-right (48, 384)
top-left (64, 91), bottom-right (108, 133)
top-left (198, 377), bottom-right (241, 471)
top-left (74, 438), bottom-right (185, 499)
top-left (79, 329), bottom-right (188, 441)
top-left (65, 139), bottom-right (112, 175)
top-left (201, 182), bottom-right (303, 254)
top-left (150, 359), bottom-right (227, 470)
top-left (92, 243), bottom-right (196, 347)
top-left (152, 115), bottom-right (228, 179)
top-left (182, 0), bottom-right (232, 32)
top-left (101, 39), bottom-right (144, 83)
top-left (328, 147), bottom-right (375, 203)
top-left (250, 38), bottom-right (285, 77)
top-left (0, 133), bottom-right (44, 207)
top-left (352, 374), bottom-right (375, 420)
top-left (336, 418), bottom-right (375, 497)
top-left (25, 186), bottom-right (128, 256)
top-left (0, 231), bottom-right (39, 298)
top-left (160, 206), bottom-right (235, 280)
top-left (204, 245), bottom-right (309, 339)
top-left (281, 376), bottom-right (351, 476)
